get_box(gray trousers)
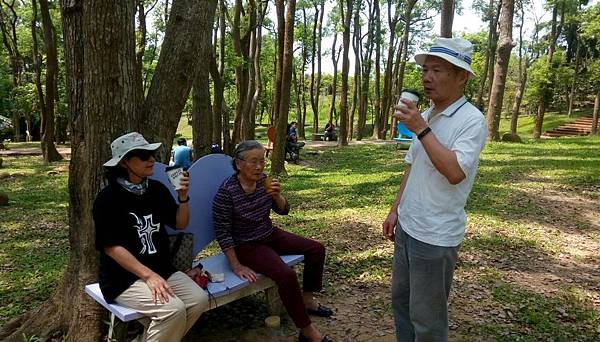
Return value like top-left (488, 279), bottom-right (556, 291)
top-left (392, 227), bottom-right (460, 342)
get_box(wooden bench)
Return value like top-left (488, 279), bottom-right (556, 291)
top-left (85, 153), bottom-right (303, 338)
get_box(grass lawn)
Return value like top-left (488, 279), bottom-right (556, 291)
top-left (1, 114), bottom-right (599, 340)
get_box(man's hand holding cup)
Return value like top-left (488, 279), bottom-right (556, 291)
top-left (393, 90), bottom-right (427, 135)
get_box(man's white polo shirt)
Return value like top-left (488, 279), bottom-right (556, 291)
top-left (397, 96), bottom-right (487, 247)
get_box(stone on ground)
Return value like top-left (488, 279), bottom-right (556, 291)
top-left (501, 132), bottom-right (522, 143)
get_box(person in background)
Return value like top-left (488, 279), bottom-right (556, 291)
top-left (94, 132), bottom-right (208, 342)
top-left (213, 140), bottom-right (332, 342)
top-left (382, 37), bottom-right (488, 341)
top-left (323, 121), bottom-right (337, 141)
top-left (286, 122), bottom-right (305, 161)
top-left (172, 137), bottom-right (193, 169)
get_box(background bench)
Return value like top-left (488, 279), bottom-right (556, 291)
top-left (85, 153), bottom-right (303, 338)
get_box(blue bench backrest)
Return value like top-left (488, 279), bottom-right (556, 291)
top-left (397, 121), bottom-right (414, 139)
top-left (151, 153), bottom-right (235, 256)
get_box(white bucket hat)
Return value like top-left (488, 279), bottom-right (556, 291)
top-left (414, 38), bottom-right (476, 77)
top-left (103, 132), bottom-right (161, 167)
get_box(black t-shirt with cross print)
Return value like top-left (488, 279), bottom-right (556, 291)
top-left (93, 179), bottom-right (178, 303)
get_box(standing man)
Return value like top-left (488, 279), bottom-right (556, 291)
top-left (172, 137), bottom-right (193, 169)
top-left (382, 38), bottom-right (488, 341)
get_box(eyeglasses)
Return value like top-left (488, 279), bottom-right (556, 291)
top-left (127, 149), bottom-right (156, 161)
top-left (240, 158), bottom-right (266, 166)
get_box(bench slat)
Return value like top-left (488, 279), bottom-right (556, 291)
top-left (84, 283), bottom-right (144, 322)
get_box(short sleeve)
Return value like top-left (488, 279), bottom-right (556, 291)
top-left (93, 189), bottom-right (126, 250)
top-left (452, 116), bottom-right (488, 178)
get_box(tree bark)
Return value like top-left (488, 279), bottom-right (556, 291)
top-left (0, 1), bottom-right (135, 340)
top-left (476, 0), bottom-right (500, 110)
top-left (380, 0), bottom-right (401, 140)
top-left (486, 0), bottom-right (515, 141)
top-left (509, 6), bottom-right (526, 135)
top-left (338, 0), bottom-right (352, 146)
top-left (192, 0), bottom-right (217, 159)
top-left (328, 33), bottom-right (340, 125)
top-left (533, 2), bottom-right (564, 139)
top-left (372, 0), bottom-right (382, 139)
top-left (140, 0), bottom-right (207, 161)
top-left (357, 0), bottom-right (375, 140)
top-left (0, 0), bottom-right (24, 141)
top-left (271, 0), bottom-right (296, 175)
top-left (39, 0), bottom-right (63, 163)
top-left (310, 0), bottom-right (324, 138)
top-left (592, 89), bottom-right (599, 134)
top-left (567, 41), bottom-right (581, 117)
top-left (440, 0), bottom-right (454, 37)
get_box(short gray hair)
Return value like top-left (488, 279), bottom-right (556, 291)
top-left (232, 140), bottom-right (264, 171)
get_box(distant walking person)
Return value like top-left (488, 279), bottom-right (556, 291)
top-left (172, 138), bottom-right (193, 169)
top-left (382, 38), bottom-right (487, 341)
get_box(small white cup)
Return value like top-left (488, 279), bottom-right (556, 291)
top-left (395, 90), bottom-right (420, 116)
top-left (166, 166), bottom-right (184, 190)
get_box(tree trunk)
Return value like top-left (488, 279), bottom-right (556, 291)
top-left (372, 0), bottom-right (382, 139)
top-left (39, 0), bottom-right (63, 163)
top-left (509, 7), bottom-right (526, 135)
top-left (533, 3), bottom-right (564, 139)
top-left (192, 0), bottom-right (217, 159)
top-left (271, 0), bottom-right (296, 175)
top-left (440, 0), bottom-right (454, 37)
top-left (476, 0), bottom-right (500, 110)
top-left (0, 1), bottom-right (135, 340)
top-left (338, 0), bottom-right (352, 146)
top-left (0, 1), bottom-right (25, 141)
top-left (592, 89), bottom-right (599, 134)
top-left (567, 41), bottom-right (581, 117)
top-left (135, 0), bottom-right (147, 105)
top-left (486, 0), bottom-right (514, 141)
top-left (140, 0), bottom-right (208, 161)
top-left (357, 1), bottom-right (375, 141)
top-left (310, 1), bottom-right (324, 137)
top-left (328, 33), bottom-right (340, 125)
top-left (350, 2), bottom-right (361, 141)
top-left (380, 0), bottom-right (400, 140)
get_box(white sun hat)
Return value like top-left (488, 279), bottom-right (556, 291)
top-left (103, 132), bottom-right (161, 167)
top-left (414, 37), bottom-right (476, 77)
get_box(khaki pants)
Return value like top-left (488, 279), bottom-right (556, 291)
top-left (116, 271), bottom-right (209, 342)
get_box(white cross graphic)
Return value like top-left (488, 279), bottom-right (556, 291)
top-left (130, 213), bottom-right (160, 254)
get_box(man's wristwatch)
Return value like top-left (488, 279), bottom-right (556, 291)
top-left (417, 127), bottom-right (432, 141)
top-left (178, 196), bottom-right (190, 204)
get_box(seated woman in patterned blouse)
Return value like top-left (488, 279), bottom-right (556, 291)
top-left (212, 140), bottom-right (332, 342)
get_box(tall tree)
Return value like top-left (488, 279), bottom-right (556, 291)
top-left (0, 0), bottom-right (24, 141)
top-left (37, 0), bottom-right (64, 163)
top-left (357, 0), bottom-right (375, 140)
top-left (309, 0), bottom-right (324, 139)
top-left (475, 0), bottom-right (501, 110)
top-left (338, 0), bottom-right (352, 146)
top-left (192, 0), bottom-right (218, 159)
top-left (509, 1), bottom-right (533, 135)
top-left (372, 0), bottom-right (382, 138)
top-left (380, 0), bottom-right (402, 140)
top-left (440, 0), bottom-right (454, 37)
top-left (533, 0), bottom-right (565, 139)
top-left (140, 0), bottom-right (210, 160)
top-left (486, 0), bottom-right (515, 141)
top-left (328, 32), bottom-right (341, 124)
top-left (271, 0), bottom-right (296, 175)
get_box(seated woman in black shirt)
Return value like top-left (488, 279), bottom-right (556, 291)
top-left (93, 132), bottom-right (208, 342)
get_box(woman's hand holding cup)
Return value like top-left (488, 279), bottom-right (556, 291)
top-left (176, 171), bottom-right (190, 201)
top-left (263, 176), bottom-right (281, 197)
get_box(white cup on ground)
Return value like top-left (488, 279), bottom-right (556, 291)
top-left (395, 90), bottom-right (420, 116)
top-left (165, 166), bottom-right (184, 190)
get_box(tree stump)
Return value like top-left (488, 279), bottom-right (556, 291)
top-left (0, 192), bottom-right (8, 206)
